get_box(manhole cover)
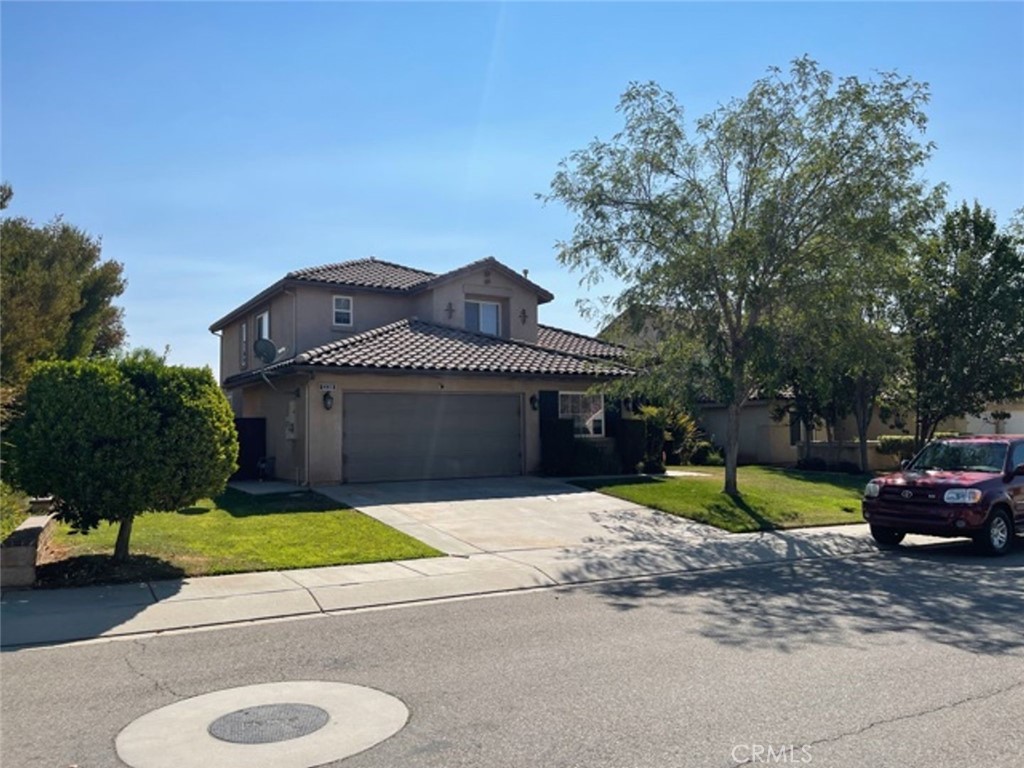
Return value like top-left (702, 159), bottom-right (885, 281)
top-left (116, 681), bottom-right (409, 768)
top-left (208, 703), bottom-right (330, 744)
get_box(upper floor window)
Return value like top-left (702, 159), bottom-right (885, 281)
top-left (333, 296), bottom-right (353, 327)
top-left (466, 300), bottom-right (500, 335)
top-left (256, 310), bottom-right (270, 340)
top-left (559, 392), bottom-right (604, 437)
top-left (240, 321), bottom-right (248, 369)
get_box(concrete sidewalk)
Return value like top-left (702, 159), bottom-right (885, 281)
top-left (0, 523), bottom-right (887, 649)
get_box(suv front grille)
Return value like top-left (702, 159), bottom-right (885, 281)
top-left (879, 487), bottom-right (944, 505)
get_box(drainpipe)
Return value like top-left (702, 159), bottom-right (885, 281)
top-left (304, 373), bottom-right (312, 487)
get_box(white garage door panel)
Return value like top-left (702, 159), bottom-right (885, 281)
top-left (343, 393), bottom-right (522, 483)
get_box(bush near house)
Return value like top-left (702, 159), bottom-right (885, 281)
top-left (690, 441), bottom-right (725, 466)
top-left (877, 431), bottom-right (962, 463)
top-left (877, 435), bottom-right (917, 461)
top-left (7, 352), bottom-right (238, 561)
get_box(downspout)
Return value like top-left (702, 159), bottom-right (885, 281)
top-left (304, 374), bottom-right (311, 487)
top-left (284, 287), bottom-right (304, 485)
top-left (208, 329), bottom-right (223, 382)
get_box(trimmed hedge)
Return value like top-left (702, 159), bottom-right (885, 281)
top-left (876, 435), bottom-right (916, 460)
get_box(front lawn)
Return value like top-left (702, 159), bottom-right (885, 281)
top-left (37, 488), bottom-right (443, 587)
top-left (574, 466), bottom-right (869, 532)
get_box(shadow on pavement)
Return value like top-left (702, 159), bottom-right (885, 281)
top-left (326, 475), bottom-right (594, 506)
top-left (583, 540), bottom-right (1024, 656)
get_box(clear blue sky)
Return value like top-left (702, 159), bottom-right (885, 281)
top-left (3, 2), bottom-right (1022, 374)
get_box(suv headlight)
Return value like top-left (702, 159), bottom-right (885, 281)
top-left (943, 488), bottom-right (983, 504)
top-left (864, 481), bottom-right (881, 499)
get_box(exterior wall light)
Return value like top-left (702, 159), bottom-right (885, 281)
top-left (322, 391), bottom-right (334, 410)
top-left (519, 308), bottom-right (528, 325)
top-left (444, 302), bottom-right (455, 320)
top-left (529, 394), bottom-right (539, 411)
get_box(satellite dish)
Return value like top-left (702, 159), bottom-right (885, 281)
top-left (253, 337), bottom-right (285, 365)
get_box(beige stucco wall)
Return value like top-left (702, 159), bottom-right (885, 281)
top-left (950, 402), bottom-right (1024, 435)
top-left (238, 375), bottom-right (308, 485)
top-left (292, 285), bottom-right (414, 352)
top-left (217, 291), bottom-right (298, 383)
top-left (426, 267), bottom-right (540, 343)
top-left (698, 401), bottom-right (800, 464)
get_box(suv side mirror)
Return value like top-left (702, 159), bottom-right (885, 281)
top-left (1015, 463), bottom-right (1024, 477)
top-left (900, 459), bottom-right (910, 470)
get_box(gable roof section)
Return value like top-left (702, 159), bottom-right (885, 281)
top-left (223, 319), bottom-right (634, 386)
top-left (419, 257), bottom-right (554, 304)
top-left (287, 258), bottom-right (435, 291)
top-left (537, 324), bottom-right (629, 360)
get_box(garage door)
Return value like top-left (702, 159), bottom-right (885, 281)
top-left (342, 393), bottom-right (523, 483)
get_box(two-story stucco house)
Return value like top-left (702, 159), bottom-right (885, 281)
top-left (210, 256), bottom-right (632, 485)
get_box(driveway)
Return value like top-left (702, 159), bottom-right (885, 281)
top-left (319, 476), bottom-right (716, 555)
top-left (317, 476), bottom-right (879, 583)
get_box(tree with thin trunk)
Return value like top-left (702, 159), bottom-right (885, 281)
top-left (897, 202), bottom-right (1024, 448)
top-left (8, 351), bottom-right (238, 561)
top-left (543, 57), bottom-right (937, 495)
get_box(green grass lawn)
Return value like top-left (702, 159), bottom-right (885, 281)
top-left (38, 488), bottom-right (443, 587)
top-left (574, 466), bottom-right (869, 533)
top-left (1, 481), bottom-right (31, 540)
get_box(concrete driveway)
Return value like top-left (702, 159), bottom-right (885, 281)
top-left (317, 476), bottom-right (878, 583)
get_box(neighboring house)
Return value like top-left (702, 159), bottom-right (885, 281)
top-left (600, 311), bottom-right (1024, 467)
top-left (698, 398), bottom-right (1024, 469)
top-left (210, 257), bottom-right (631, 484)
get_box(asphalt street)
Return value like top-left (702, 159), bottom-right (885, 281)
top-left (3, 541), bottom-right (1023, 768)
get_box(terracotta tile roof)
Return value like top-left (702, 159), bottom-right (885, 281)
top-left (287, 258), bottom-right (435, 290)
top-left (537, 324), bottom-right (629, 359)
top-left (226, 320), bottom-right (634, 385)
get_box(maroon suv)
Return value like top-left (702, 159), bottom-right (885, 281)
top-left (862, 435), bottom-right (1024, 555)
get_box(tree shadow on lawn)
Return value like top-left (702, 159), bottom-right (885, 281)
top-left (579, 475), bottom-right (799, 531)
top-left (762, 465), bottom-right (872, 489)
top-left (585, 541), bottom-right (1024, 657)
top-left (34, 553), bottom-right (186, 589)
top-left (707, 492), bottom-right (788, 531)
top-left (213, 488), bottom-right (344, 518)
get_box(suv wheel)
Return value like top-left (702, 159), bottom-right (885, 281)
top-left (870, 525), bottom-right (905, 547)
top-left (975, 508), bottom-right (1014, 556)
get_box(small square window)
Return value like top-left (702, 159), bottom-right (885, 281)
top-left (334, 296), bottom-right (353, 327)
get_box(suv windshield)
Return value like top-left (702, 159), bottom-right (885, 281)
top-left (909, 441), bottom-right (1008, 473)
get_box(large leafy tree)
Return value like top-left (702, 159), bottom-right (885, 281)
top-left (544, 57), bottom-right (937, 494)
top-left (1, 187), bottom-right (126, 388)
top-left (8, 352), bottom-right (238, 561)
top-left (897, 202), bottom-right (1024, 446)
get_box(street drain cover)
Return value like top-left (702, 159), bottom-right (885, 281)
top-left (208, 703), bottom-right (329, 744)
top-left (116, 681), bottom-right (409, 768)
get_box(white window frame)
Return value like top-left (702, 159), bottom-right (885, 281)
top-left (240, 321), bottom-right (248, 369)
top-left (333, 295), bottom-right (353, 327)
top-left (558, 391), bottom-right (605, 438)
top-left (465, 299), bottom-right (501, 336)
top-left (255, 310), bottom-right (270, 340)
